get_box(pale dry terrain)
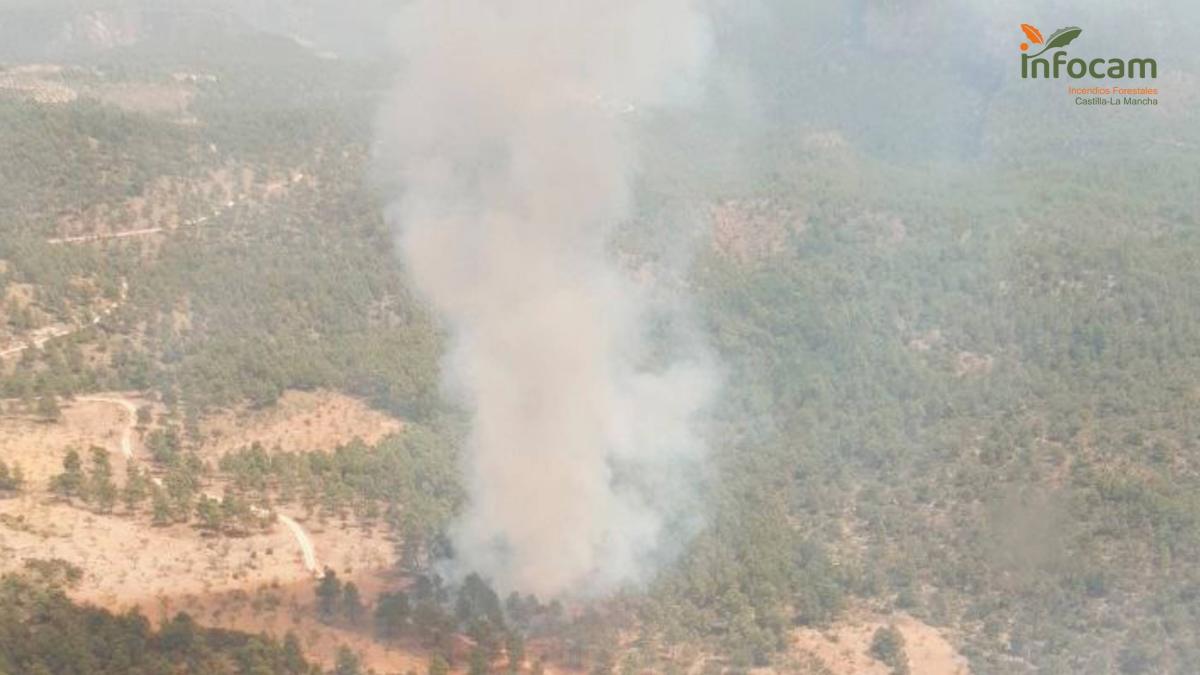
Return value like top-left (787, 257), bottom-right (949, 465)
top-left (786, 609), bottom-right (970, 675)
top-left (0, 391), bottom-right (400, 635)
top-left (160, 573), bottom-right (433, 674)
top-left (0, 397), bottom-right (138, 484)
top-left (3, 496), bottom-right (325, 604)
top-left (0, 64), bottom-right (77, 103)
top-left (86, 79), bottom-right (195, 117)
top-left (0, 390), bottom-right (965, 674)
top-left (0, 494), bottom-right (403, 671)
top-left (198, 389), bottom-right (403, 459)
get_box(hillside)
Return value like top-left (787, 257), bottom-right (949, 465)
top-left (1, 3), bottom-right (1198, 675)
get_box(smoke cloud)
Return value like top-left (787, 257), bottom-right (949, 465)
top-left (377, 1), bottom-right (718, 597)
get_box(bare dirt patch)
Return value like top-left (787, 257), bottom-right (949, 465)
top-left (787, 610), bottom-right (970, 675)
top-left (711, 198), bottom-right (805, 265)
top-left (0, 66), bottom-right (77, 104)
top-left (0, 387), bottom-right (440, 671)
top-left (954, 351), bottom-right (994, 377)
top-left (198, 389), bottom-right (403, 459)
top-left (149, 573), bottom-right (430, 674)
top-left (0, 398), bottom-right (138, 486)
top-left (87, 81), bottom-right (194, 117)
top-left (0, 492), bottom-right (394, 616)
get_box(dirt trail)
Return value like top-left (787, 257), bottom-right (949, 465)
top-left (46, 196), bottom-right (243, 245)
top-left (47, 226), bottom-right (165, 244)
top-left (208, 488), bottom-right (319, 577)
top-left (277, 513), bottom-right (320, 575)
top-left (10, 184), bottom-right (318, 573)
top-left (2, 190), bottom-right (261, 359)
top-left (0, 279), bottom-right (127, 361)
top-left (5, 184), bottom-right (279, 359)
top-left (71, 392), bottom-right (322, 579)
top-left (76, 396), bottom-right (138, 459)
top-left (46, 185), bottom-right (263, 245)
top-left (0, 325), bottom-right (74, 358)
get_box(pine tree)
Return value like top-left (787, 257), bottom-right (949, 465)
top-left (123, 463), bottom-right (148, 510)
top-left (196, 495), bottom-right (222, 531)
top-left (52, 448), bottom-right (85, 499)
top-left (343, 581), bottom-right (364, 626)
top-left (334, 646), bottom-right (363, 675)
top-left (374, 591), bottom-right (411, 640)
top-left (36, 394), bottom-right (61, 422)
top-left (0, 460), bottom-right (21, 491)
top-left (316, 568), bottom-right (342, 622)
top-left (507, 631), bottom-right (526, 673)
top-left (428, 656), bottom-right (450, 675)
top-left (282, 632), bottom-right (307, 674)
top-left (151, 485), bottom-right (172, 525)
top-left (468, 647), bottom-right (489, 675)
top-left (88, 446), bottom-right (117, 512)
top-left (870, 625), bottom-right (910, 675)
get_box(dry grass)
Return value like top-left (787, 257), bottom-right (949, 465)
top-left (786, 610), bottom-right (970, 675)
top-left (87, 81), bottom-right (194, 116)
top-left (198, 389), bottom-right (403, 460)
top-left (0, 398), bottom-right (136, 486)
top-left (0, 390), bottom-right (964, 674)
top-left (152, 574), bottom-right (431, 674)
top-left (0, 389), bottom-right (408, 670)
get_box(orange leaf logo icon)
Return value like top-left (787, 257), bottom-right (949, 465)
top-left (1021, 23), bottom-right (1044, 44)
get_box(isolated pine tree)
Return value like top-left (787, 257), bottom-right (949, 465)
top-left (316, 568), bottom-right (341, 622)
top-left (52, 449), bottom-right (85, 499)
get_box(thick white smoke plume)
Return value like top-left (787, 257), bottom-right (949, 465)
top-left (378, 1), bottom-right (717, 598)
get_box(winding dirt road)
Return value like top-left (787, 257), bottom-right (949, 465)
top-left (76, 394), bottom-right (321, 577)
top-left (277, 513), bottom-right (320, 575)
top-left (9, 187), bottom-right (321, 576)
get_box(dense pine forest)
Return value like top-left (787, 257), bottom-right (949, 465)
top-left (0, 566), bottom-right (322, 675)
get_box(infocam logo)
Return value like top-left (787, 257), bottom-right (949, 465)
top-left (1018, 23), bottom-right (1157, 79)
